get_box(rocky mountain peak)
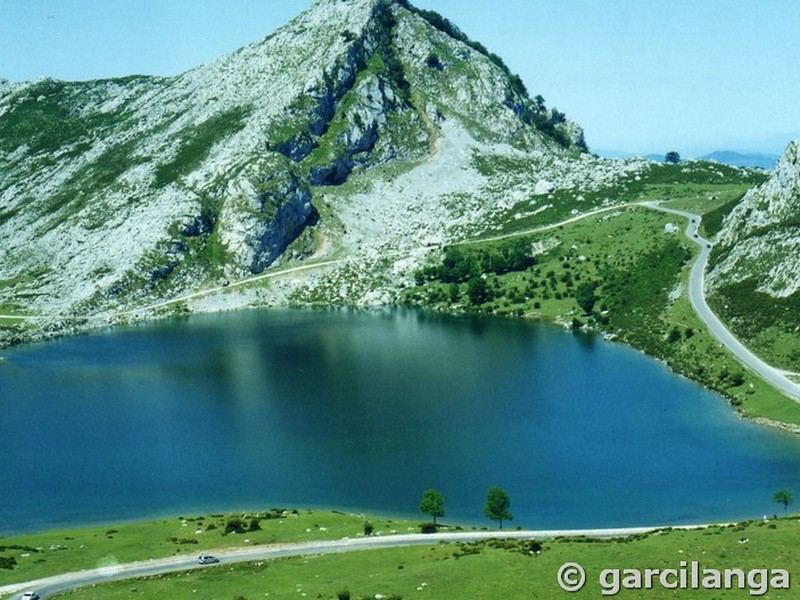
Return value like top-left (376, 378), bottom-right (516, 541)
top-left (0, 0), bottom-right (598, 330)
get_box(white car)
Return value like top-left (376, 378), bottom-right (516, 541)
top-left (198, 554), bottom-right (219, 565)
top-left (22, 593), bottom-right (41, 600)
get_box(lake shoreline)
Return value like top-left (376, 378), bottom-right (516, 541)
top-left (3, 302), bottom-right (800, 438)
top-left (3, 307), bottom-right (798, 537)
top-left (1, 282), bottom-right (797, 423)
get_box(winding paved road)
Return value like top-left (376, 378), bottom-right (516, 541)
top-left (645, 202), bottom-right (800, 402)
top-left (0, 525), bottom-right (705, 599)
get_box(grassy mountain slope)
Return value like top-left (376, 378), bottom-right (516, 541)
top-left (707, 140), bottom-right (800, 372)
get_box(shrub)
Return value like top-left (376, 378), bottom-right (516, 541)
top-left (426, 52), bottom-right (443, 70)
top-left (467, 276), bottom-right (490, 305)
top-left (166, 537), bottom-right (199, 545)
top-left (224, 517), bottom-right (248, 534)
top-left (420, 522), bottom-right (438, 534)
top-left (526, 540), bottom-right (543, 555)
top-left (575, 281), bottom-right (598, 314)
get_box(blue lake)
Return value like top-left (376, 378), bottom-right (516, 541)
top-left (1, 308), bottom-right (800, 534)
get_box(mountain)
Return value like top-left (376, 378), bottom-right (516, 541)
top-left (0, 0), bottom-right (645, 341)
top-left (700, 151), bottom-right (778, 170)
top-left (705, 140), bottom-right (800, 368)
top-left (709, 140), bottom-right (800, 297)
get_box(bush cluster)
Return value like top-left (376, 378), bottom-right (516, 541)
top-left (416, 239), bottom-right (537, 285)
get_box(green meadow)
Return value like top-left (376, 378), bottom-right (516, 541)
top-left (2, 511), bottom-right (799, 599)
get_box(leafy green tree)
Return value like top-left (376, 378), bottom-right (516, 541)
top-left (484, 486), bottom-right (513, 529)
top-left (665, 151), bottom-right (681, 164)
top-left (574, 281), bottom-right (598, 314)
top-left (224, 517), bottom-right (247, 534)
top-left (467, 276), bottom-right (490, 305)
top-left (774, 489), bottom-right (793, 514)
top-left (420, 489), bottom-right (445, 525)
top-left (440, 247), bottom-right (479, 282)
top-left (667, 327), bottom-right (682, 343)
top-left (448, 283), bottom-right (460, 303)
top-left (550, 108), bottom-right (566, 125)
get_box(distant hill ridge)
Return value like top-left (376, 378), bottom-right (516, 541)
top-left (599, 149), bottom-right (779, 170)
top-left (700, 151), bottom-right (778, 170)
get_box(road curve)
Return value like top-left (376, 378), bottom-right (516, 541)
top-left (645, 202), bottom-right (800, 402)
top-left (0, 525), bottom-right (709, 599)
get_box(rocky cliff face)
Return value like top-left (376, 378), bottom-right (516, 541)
top-left (0, 0), bottom-right (392, 315)
top-left (0, 0), bottom-right (636, 329)
top-left (217, 156), bottom-right (318, 273)
top-left (708, 140), bottom-right (800, 297)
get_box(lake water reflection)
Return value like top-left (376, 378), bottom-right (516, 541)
top-left (1, 308), bottom-right (799, 533)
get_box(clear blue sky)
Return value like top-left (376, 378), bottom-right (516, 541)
top-left (1, 0), bottom-right (798, 156)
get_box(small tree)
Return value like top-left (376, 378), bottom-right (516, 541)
top-left (467, 276), bottom-right (490, 305)
top-left (665, 151), bottom-right (681, 164)
top-left (774, 489), bottom-right (793, 514)
top-left (224, 517), bottom-right (247, 534)
top-left (484, 486), bottom-right (513, 529)
top-left (448, 282), bottom-right (460, 303)
top-left (420, 488), bottom-right (445, 525)
top-left (574, 281), bottom-right (597, 315)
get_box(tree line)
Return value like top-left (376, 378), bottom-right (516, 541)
top-left (415, 240), bottom-right (537, 285)
top-left (419, 486), bottom-right (513, 529)
top-left (414, 487), bottom-right (794, 532)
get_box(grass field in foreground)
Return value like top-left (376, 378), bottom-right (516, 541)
top-left (9, 515), bottom-right (795, 600)
top-left (3, 510), bottom-right (800, 599)
top-left (0, 510), bottom-right (417, 587)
